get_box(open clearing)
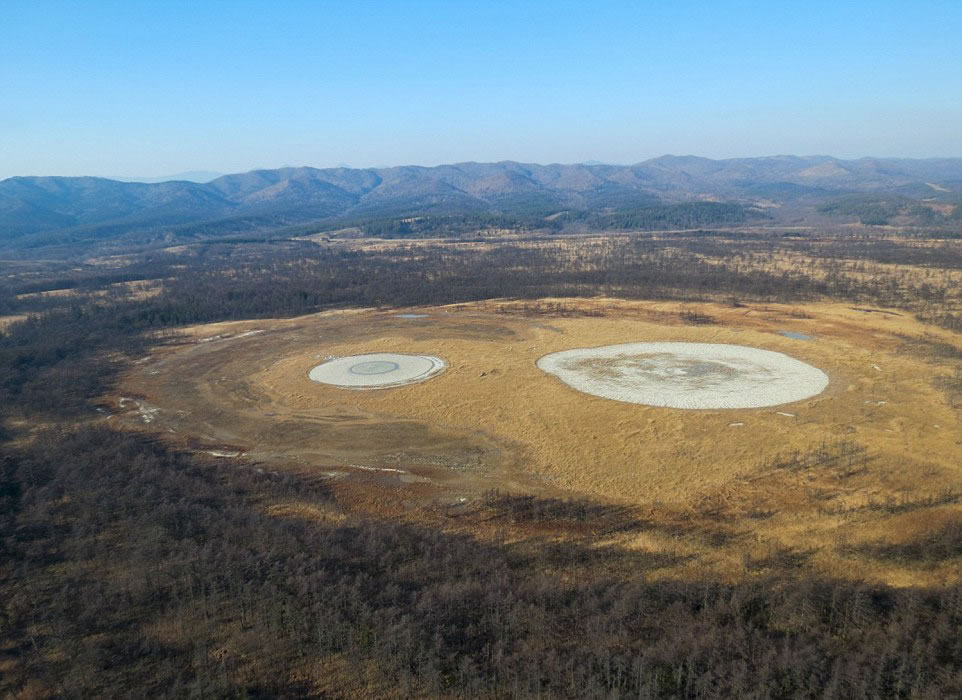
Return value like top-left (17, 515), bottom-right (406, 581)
top-left (115, 298), bottom-right (962, 586)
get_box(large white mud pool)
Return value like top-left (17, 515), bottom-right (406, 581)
top-left (309, 353), bottom-right (446, 389)
top-left (537, 342), bottom-right (828, 409)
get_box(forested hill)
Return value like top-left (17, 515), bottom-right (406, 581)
top-left (1, 156), bottom-right (961, 249)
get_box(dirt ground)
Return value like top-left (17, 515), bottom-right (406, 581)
top-left (113, 298), bottom-right (962, 586)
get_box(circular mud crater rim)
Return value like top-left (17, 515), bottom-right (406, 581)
top-left (309, 352), bottom-right (446, 389)
top-left (536, 342), bottom-right (828, 409)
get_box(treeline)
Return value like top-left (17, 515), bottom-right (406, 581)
top-left (819, 194), bottom-right (916, 225)
top-left (3, 426), bottom-right (961, 697)
top-left (560, 201), bottom-right (767, 231)
top-left (287, 201), bottom-right (766, 240)
top-left (346, 212), bottom-right (547, 238)
top-left (819, 194), bottom-right (961, 227)
top-left (790, 237), bottom-right (962, 269)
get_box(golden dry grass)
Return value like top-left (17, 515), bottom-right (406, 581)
top-left (264, 501), bottom-right (346, 523)
top-left (114, 298), bottom-right (962, 586)
top-left (0, 314), bottom-right (28, 331)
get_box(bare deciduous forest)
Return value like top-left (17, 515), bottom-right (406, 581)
top-left (2, 231), bottom-right (962, 697)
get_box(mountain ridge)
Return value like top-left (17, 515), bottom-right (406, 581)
top-left (2, 155), bottom-right (960, 247)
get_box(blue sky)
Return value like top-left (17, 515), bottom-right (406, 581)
top-left (2, 0), bottom-right (961, 178)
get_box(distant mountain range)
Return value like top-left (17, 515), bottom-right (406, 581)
top-left (108, 171), bottom-right (224, 184)
top-left (1, 156), bottom-right (960, 250)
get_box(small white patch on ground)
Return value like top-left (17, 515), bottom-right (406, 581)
top-left (537, 342), bottom-right (829, 409)
top-left (308, 353), bottom-right (446, 389)
top-left (119, 397), bottom-right (160, 423)
top-left (197, 329), bottom-right (263, 345)
top-left (232, 329), bottom-right (264, 339)
top-left (349, 464), bottom-right (407, 473)
top-left (207, 450), bottom-right (242, 458)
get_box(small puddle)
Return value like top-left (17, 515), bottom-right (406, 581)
top-left (396, 313), bottom-right (430, 319)
top-left (778, 330), bottom-right (812, 340)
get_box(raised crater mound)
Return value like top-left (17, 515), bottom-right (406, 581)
top-left (309, 352), bottom-right (446, 389)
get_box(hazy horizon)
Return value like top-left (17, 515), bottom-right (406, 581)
top-left (9, 152), bottom-right (962, 184)
top-left (3, 0), bottom-right (961, 180)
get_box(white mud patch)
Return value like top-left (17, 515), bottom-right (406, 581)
top-left (207, 450), bottom-right (243, 458)
top-left (309, 353), bottom-right (446, 389)
top-left (537, 342), bottom-right (828, 409)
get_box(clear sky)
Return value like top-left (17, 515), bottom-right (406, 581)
top-left (2, 0), bottom-right (961, 179)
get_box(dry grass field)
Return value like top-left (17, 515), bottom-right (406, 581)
top-left (114, 297), bottom-right (962, 587)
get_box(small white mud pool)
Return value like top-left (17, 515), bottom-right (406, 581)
top-left (309, 353), bottom-right (446, 389)
top-left (537, 342), bottom-right (828, 409)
